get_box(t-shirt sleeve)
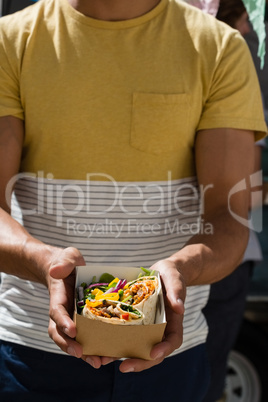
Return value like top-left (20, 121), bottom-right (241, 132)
top-left (197, 31), bottom-right (267, 141)
top-left (0, 24), bottom-right (24, 120)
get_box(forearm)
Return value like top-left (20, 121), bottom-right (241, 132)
top-left (167, 209), bottom-right (249, 286)
top-left (0, 117), bottom-right (53, 283)
top-left (173, 128), bottom-right (257, 287)
top-left (0, 207), bottom-right (55, 285)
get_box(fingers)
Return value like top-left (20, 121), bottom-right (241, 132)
top-left (81, 355), bottom-right (102, 369)
top-left (150, 300), bottom-right (183, 358)
top-left (47, 246), bottom-right (102, 367)
top-left (119, 356), bottom-right (164, 373)
top-left (119, 303), bottom-right (183, 373)
top-left (49, 247), bottom-right (85, 279)
top-left (48, 278), bottom-right (79, 355)
top-left (163, 271), bottom-right (186, 315)
top-left (49, 299), bottom-right (77, 339)
top-left (48, 255), bottom-right (79, 355)
top-left (48, 309), bottom-right (103, 370)
top-left (47, 247), bottom-right (103, 370)
top-left (81, 355), bottom-right (118, 369)
top-left (118, 259), bottom-right (186, 373)
top-left (48, 318), bottom-right (83, 358)
top-left (101, 356), bottom-right (118, 365)
top-left (151, 259), bottom-right (186, 315)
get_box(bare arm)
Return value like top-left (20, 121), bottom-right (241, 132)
top-left (0, 116), bottom-right (23, 213)
top-left (0, 120), bottom-right (258, 373)
top-left (117, 127), bottom-right (256, 373)
top-left (165, 128), bottom-right (255, 286)
top-left (0, 116), bottom-right (86, 359)
top-left (0, 116), bottom-right (71, 284)
top-left (0, 116), bottom-right (47, 282)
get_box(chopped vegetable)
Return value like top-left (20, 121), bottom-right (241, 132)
top-left (95, 292), bottom-right (119, 301)
top-left (122, 295), bottom-right (132, 303)
top-left (76, 267), bottom-right (156, 314)
top-left (86, 299), bottom-right (103, 308)
top-left (108, 277), bottom-right (120, 288)
top-left (120, 303), bottom-right (142, 317)
top-left (86, 282), bottom-right (109, 290)
top-left (92, 288), bottom-right (104, 298)
top-left (138, 267), bottom-right (155, 277)
top-left (99, 273), bottom-right (115, 283)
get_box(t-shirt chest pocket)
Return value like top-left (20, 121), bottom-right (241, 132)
top-left (130, 92), bottom-right (190, 154)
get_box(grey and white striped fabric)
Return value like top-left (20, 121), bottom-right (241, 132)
top-left (0, 176), bottom-right (209, 356)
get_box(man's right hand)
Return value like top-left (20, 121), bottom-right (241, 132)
top-left (47, 247), bottom-right (85, 357)
top-left (47, 247), bottom-right (103, 369)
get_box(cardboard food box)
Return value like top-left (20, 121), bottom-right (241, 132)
top-left (74, 265), bottom-right (167, 360)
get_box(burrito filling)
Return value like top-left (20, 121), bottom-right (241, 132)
top-left (122, 277), bottom-right (158, 305)
top-left (85, 299), bottom-right (143, 322)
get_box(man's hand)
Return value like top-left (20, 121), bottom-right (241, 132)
top-left (45, 249), bottom-right (102, 369)
top-left (47, 247), bottom-right (101, 366)
top-left (47, 247), bottom-right (85, 357)
top-left (116, 259), bottom-right (186, 373)
top-left (48, 254), bottom-right (185, 372)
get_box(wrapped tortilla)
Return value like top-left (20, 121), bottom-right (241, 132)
top-left (83, 299), bottom-right (144, 325)
top-left (123, 276), bottom-right (159, 325)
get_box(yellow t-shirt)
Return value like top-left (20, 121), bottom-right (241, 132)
top-left (0, 0), bottom-right (266, 355)
top-left (0, 0), bottom-right (266, 182)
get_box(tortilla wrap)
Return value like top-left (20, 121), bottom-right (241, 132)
top-left (123, 276), bottom-right (159, 325)
top-left (82, 299), bottom-right (144, 325)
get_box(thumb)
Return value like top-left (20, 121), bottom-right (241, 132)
top-left (159, 265), bottom-right (186, 315)
top-left (49, 247), bottom-right (85, 279)
top-left (169, 296), bottom-right (185, 315)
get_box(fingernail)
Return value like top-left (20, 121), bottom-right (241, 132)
top-left (67, 347), bottom-right (77, 358)
top-left (122, 367), bottom-right (134, 373)
top-left (64, 327), bottom-right (70, 336)
top-left (86, 357), bottom-right (96, 368)
top-left (102, 357), bottom-right (114, 366)
top-left (153, 351), bottom-right (164, 360)
top-left (177, 298), bottom-right (185, 313)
